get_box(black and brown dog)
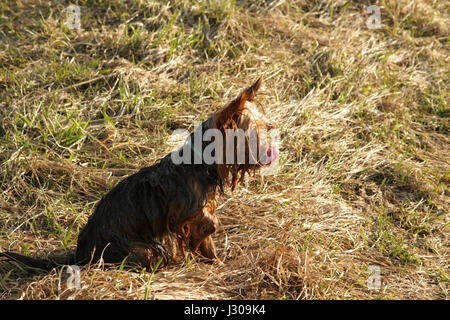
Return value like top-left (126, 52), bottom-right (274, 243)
top-left (1, 77), bottom-right (278, 271)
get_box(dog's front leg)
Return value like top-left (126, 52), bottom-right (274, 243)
top-left (185, 209), bottom-right (220, 262)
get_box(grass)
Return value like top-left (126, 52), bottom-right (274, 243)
top-left (0, 0), bottom-right (449, 299)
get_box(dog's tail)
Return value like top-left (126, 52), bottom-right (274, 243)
top-left (0, 251), bottom-right (77, 271)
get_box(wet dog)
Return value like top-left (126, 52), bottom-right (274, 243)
top-left (1, 77), bottom-right (279, 271)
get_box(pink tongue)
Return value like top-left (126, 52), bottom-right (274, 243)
top-left (264, 145), bottom-right (279, 164)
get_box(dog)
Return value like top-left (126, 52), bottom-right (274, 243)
top-left (1, 77), bottom-right (279, 271)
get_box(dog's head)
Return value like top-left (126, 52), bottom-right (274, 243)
top-left (213, 77), bottom-right (279, 189)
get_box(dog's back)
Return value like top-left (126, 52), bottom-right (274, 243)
top-left (75, 151), bottom-right (219, 267)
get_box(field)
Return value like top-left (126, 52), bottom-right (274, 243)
top-left (0, 0), bottom-right (448, 299)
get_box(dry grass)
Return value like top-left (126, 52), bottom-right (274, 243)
top-left (0, 0), bottom-right (448, 299)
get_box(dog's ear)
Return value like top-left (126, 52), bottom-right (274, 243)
top-left (243, 76), bottom-right (262, 102)
top-left (223, 76), bottom-right (263, 116)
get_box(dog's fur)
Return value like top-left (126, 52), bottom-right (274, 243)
top-left (1, 77), bottom-right (277, 271)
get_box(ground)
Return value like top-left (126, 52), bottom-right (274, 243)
top-left (0, 0), bottom-right (448, 299)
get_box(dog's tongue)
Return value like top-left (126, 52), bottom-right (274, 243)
top-left (262, 145), bottom-right (279, 165)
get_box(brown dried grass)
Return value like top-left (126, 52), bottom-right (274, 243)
top-left (0, 0), bottom-right (448, 299)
